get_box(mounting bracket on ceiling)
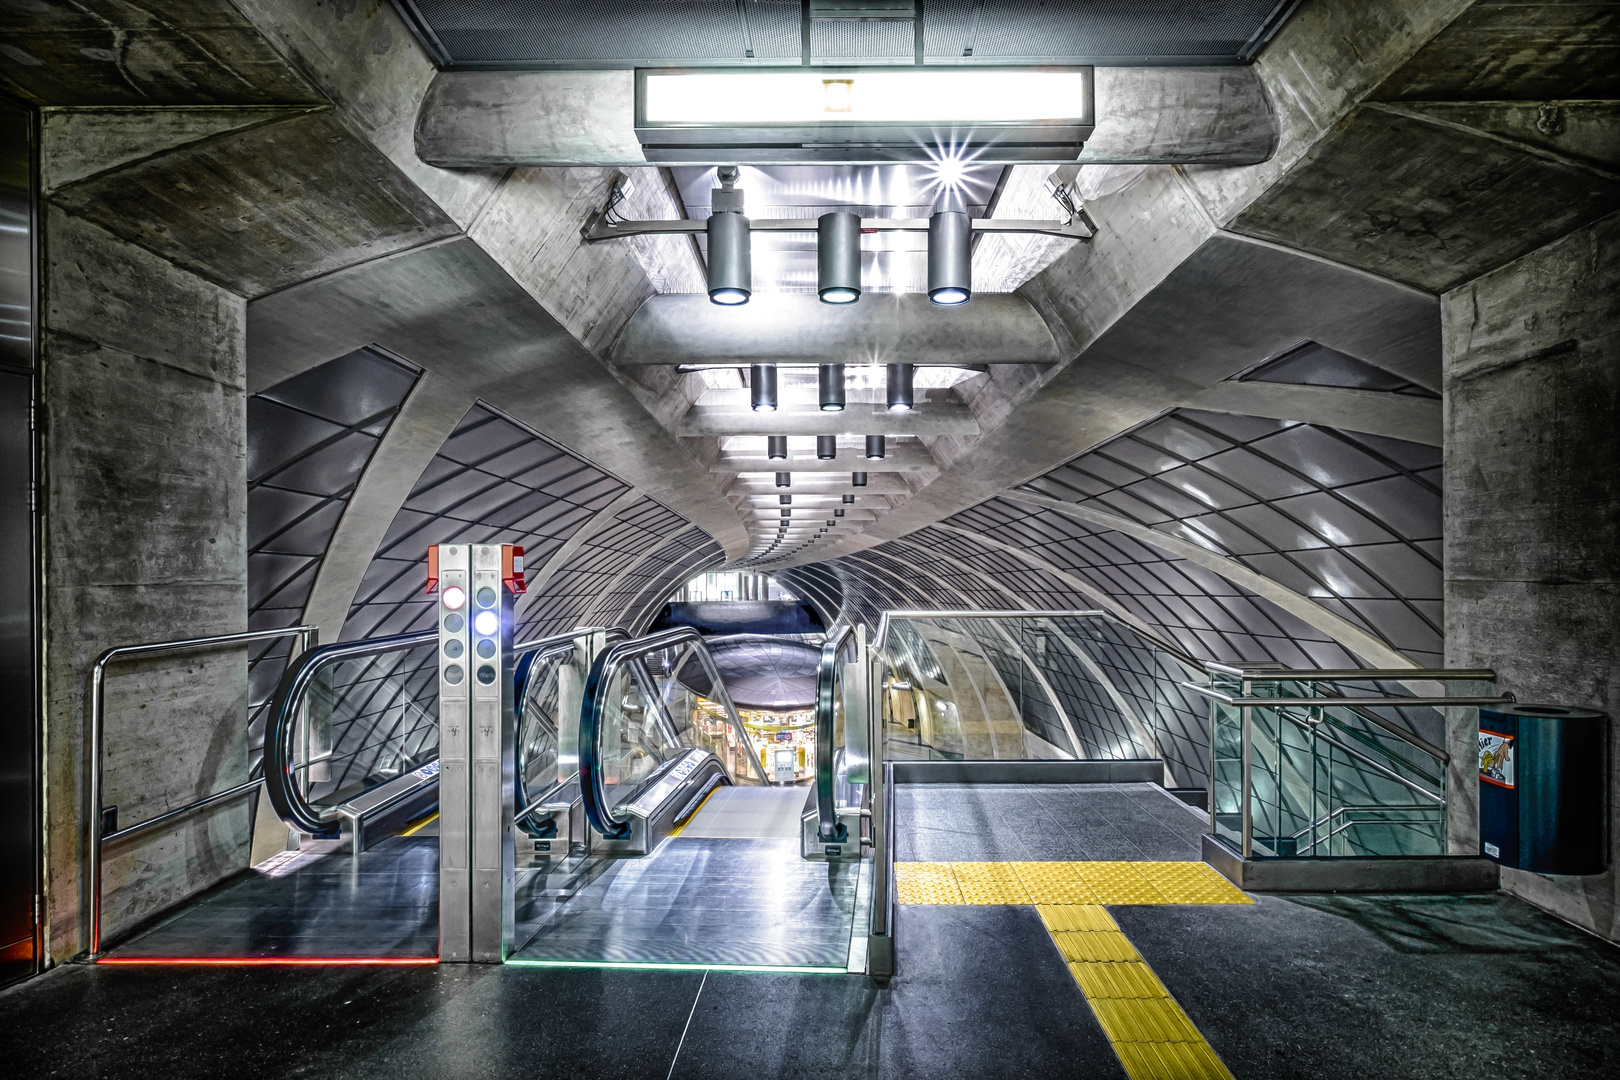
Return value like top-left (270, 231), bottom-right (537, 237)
top-left (581, 174), bottom-right (1096, 245)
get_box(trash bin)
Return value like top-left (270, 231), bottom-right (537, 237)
top-left (1479, 704), bottom-right (1608, 875)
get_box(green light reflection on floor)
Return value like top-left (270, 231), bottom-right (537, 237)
top-left (503, 959), bottom-right (847, 975)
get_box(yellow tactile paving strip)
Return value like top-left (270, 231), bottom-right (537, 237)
top-left (1038, 905), bottom-right (1235, 1080)
top-left (895, 862), bottom-right (1246, 1080)
top-left (894, 860), bottom-right (1252, 906)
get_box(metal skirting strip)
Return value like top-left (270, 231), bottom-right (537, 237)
top-left (890, 759), bottom-right (1164, 785)
top-left (1201, 834), bottom-right (1501, 893)
top-left (1039, 905), bottom-right (1235, 1080)
top-left (895, 861), bottom-right (1252, 906)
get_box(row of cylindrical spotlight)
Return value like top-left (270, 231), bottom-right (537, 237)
top-left (765, 434), bottom-right (887, 461)
top-left (710, 210), bottom-right (971, 307)
top-left (749, 362), bottom-right (915, 413)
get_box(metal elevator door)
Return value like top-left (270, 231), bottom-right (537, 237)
top-left (0, 94), bottom-right (39, 986)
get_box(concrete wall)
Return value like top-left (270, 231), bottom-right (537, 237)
top-left (41, 205), bottom-right (250, 960)
top-left (1444, 209), bottom-right (1620, 941)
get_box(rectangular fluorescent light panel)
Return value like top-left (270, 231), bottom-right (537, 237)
top-left (643, 70), bottom-right (1088, 125)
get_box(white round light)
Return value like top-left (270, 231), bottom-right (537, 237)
top-left (442, 585), bottom-right (466, 610)
top-left (710, 287), bottom-right (749, 305)
top-left (820, 287), bottom-right (858, 304)
top-left (929, 287), bottom-right (969, 306)
top-left (887, 402), bottom-right (912, 413)
top-left (474, 611), bottom-right (499, 636)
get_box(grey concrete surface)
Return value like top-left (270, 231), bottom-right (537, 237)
top-left (41, 208), bottom-right (251, 962)
top-left (1444, 209), bottom-right (1620, 942)
top-left (613, 292), bottom-right (1061, 367)
top-left (299, 372), bottom-right (474, 644)
top-left (1184, 380), bottom-right (1444, 446)
top-left (415, 65), bottom-right (1277, 168)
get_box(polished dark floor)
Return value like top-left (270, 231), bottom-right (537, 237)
top-left (511, 836), bottom-right (860, 968)
top-left (108, 835), bottom-right (438, 958)
top-left (897, 781), bottom-right (1208, 862)
top-left (10, 782), bottom-right (1620, 1078)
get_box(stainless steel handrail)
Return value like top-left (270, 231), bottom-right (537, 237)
top-left (1204, 662), bottom-right (1498, 681)
top-left (872, 609), bottom-right (1203, 671)
top-left (1181, 683), bottom-right (1514, 709)
top-left (578, 626), bottom-right (769, 838)
top-left (815, 622), bottom-right (855, 842)
top-left (89, 624), bottom-right (318, 959)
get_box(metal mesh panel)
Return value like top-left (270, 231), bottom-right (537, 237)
top-left (246, 348), bottom-right (418, 719)
top-left (924, 0), bottom-right (1289, 61)
top-left (404, 0), bottom-right (1295, 65)
top-left (1019, 408), bottom-right (1443, 666)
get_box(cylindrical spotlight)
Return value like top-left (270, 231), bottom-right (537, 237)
top-left (816, 436), bottom-right (837, 460)
top-left (775, 471), bottom-right (791, 488)
top-left (865, 434), bottom-right (886, 460)
top-left (827, 520), bottom-right (836, 527)
top-left (780, 508), bottom-right (790, 518)
top-left (842, 494), bottom-right (855, 504)
top-left (818, 363), bottom-right (846, 412)
top-left (852, 471), bottom-right (868, 487)
top-left (707, 209), bottom-right (751, 305)
top-left (779, 494), bottom-right (791, 505)
top-left (751, 364), bottom-right (777, 412)
top-left (817, 212), bottom-right (862, 304)
top-left (767, 435), bottom-right (787, 459)
top-left (887, 364), bottom-right (915, 412)
top-left (835, 508), bottom-right (846, 518)
top-left (927, 209), bottom-right (971, 306)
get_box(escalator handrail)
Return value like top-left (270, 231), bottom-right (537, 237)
top-left (514, 628), bottom-right (628, 823)
top-left (265, 624), bottom-right (626, 835)
top-left (264, 629), bottom-right (441, 835)
top-left (578, 626), bottom-right (770, 838)
top-left (814, 622), bottom-right (855, 842)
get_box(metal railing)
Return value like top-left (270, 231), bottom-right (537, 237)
top-left (89, 624), bottom-right (318, 959)
top-left (1185, 666), bottom-right (1512, 859)
top-left (578, 625), bottom-right (769, 839)
top-left (511, 628), bottom-right (626, 829)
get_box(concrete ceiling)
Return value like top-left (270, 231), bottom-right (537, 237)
top-left (11, 0), bottom-right (1618, 665)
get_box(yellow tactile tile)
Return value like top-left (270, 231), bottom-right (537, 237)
top-left (1134, 861), bottom-right (1253, 905)
top-left (1011, 861), bottom-right (1100, 904)
top-left (893, 862), bottom-right (963, 905)
top-left (1114, 1039), bottom-right (1234, 1080)
top-left (1069, 960), bottom-right (1169, 1000)
top-left (1051, 929), bottom-right (1140, 963)
top-left (951, 861), bottom-right (1031, 904)
top-left (1037, 903), bottom-right (1118, 933)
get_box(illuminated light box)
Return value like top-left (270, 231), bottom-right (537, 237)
top-left (634, 67), bottom-right (1093, 164)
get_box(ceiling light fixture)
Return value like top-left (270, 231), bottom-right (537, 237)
top-left (852, 471), bottom-right (868, 487)
top-left (842, 494), bottom-right (855, 504)
top-left (886, 364), bottom-right (915, 412)
top-left (776, 471), bottom-right (791, 488)
top-left (817, 436), bottom-right (837, 460)
top-left (865, 435), bottom-right (886, 460)
top-left (927, 201), bottom-right (971, 306)
top-left (751, 364), bottom-right (778, 412)
top-left (779, 494), bottom-right (792, 505)
top-left (818, 363), bottom-right (846, 412)
top-left (817, 213), bottom-right (861, 304)
top-left (707, 167), bottom-right (751, 305)
top-left (767, 435), bottom-right (787, 459)
top-left (835, 508), bottom-right (846, 517)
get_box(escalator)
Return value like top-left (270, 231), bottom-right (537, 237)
top-left (506, 626), bottom-right (868, 971)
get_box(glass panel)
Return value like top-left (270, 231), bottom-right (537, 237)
top-left (298, 641), bottom-right (439, 810)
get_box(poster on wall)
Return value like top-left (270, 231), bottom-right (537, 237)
top-left (1479, 730), bottom-right (1515, 789)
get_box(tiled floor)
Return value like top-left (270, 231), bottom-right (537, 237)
top-left (896, 782), bottom-right (1208, 862)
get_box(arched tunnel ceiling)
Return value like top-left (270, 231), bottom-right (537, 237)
top-left (11, 0), bottom-right (1618, 679)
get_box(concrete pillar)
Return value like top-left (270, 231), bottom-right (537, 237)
top-left (1443, 210), bottom-right (1620, 941)
top-left (41, 206), bottom-right (249, 960)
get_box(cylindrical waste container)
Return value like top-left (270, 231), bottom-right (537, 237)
top-left (1479, 704), bottom-right (1608, 875)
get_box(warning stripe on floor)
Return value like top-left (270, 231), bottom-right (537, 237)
top-left (895, 860), bottom-right (1252, 906)
top-left (1039, 904), bottom-right (1235, 1080)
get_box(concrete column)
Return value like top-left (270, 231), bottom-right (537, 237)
top-left (41, 207), bottom-right (249, 960)
top-left (1443, 210), bottom-right (1620, 941)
